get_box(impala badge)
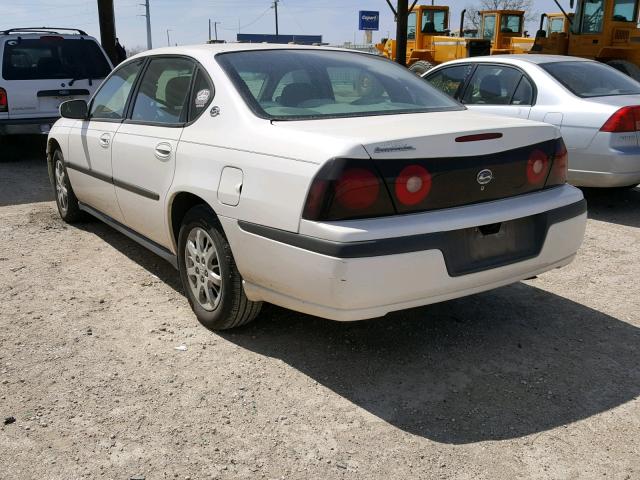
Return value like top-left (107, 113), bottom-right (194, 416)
top-left (477, 169), bottom-right (493, 186)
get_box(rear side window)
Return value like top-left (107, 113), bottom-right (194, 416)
top-left (90, 60), bottom-right (142, 120)
top-left (2, 37), bottom-right (111, 80)
top-left (425, 64), bottom-right (474, 98)
top-left (542, 61), bottom-right (640, 97)
top-left (462, 65), bottom-right (523, 105)
top-left (131, 57), bottom-right (195, 124)
top-left (188, 69), bottom-right (213, 122)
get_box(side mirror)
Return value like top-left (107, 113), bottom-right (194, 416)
top-left (59, 99), bottom-right (88, 120)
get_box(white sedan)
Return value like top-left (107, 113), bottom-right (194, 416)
top-left (47, 44), bottom-right (586, 330)
top-left (423, 55), bottom-right (640, 189)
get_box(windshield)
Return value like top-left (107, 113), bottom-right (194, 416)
top-left (217, 49), bottom-right (462, 120)
top-left (501, 14), bottom-right (523, 33)
top-left (2, 37), bottom-right (111, 81)
top-left (542, 61), bottom-right (640, 97)
top-left (422, 10), bottom-right (447, 34)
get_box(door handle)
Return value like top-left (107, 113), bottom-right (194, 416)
top-left (99, 133), bottom-right (110, 148)
top-left (154, 142), bottom-right (172, 159)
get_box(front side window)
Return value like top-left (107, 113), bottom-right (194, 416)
top-left (426, 64), bottom-right (474, 98)
top-left (407, 12), bottom-right (417, 40)
top-left (90, 60), bottom-right (142, 120)
top-left (131, 57), bottom-right (195, 124)
top-left (462, 65), bottom-right (524, 105)
top-left (542, 61), bottom-right (640, 97)
top-left (217, 49), bottom-right (462, 120)
top-left (579, 0), bottom-right (605, 33)
top-left (2, 37), bottom-right (111, 81)
top-left (613, 0), bottom-right (638, 21)
top-left (483, 14), bottom-right (497, 40)
top-left (422, 10), bottom-right (447, 34)
top-left (501, 14), bottom-right (523, 33)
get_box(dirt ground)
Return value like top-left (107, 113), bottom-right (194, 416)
top-left (0, 135), bottom-right (639, 480)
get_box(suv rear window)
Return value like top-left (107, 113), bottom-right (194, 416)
top-left (2, 37), bottom-right (111, 81)
top-left (541, 61), bottom-right (640, 98)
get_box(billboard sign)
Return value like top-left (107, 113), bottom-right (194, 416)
top-left (359, 11), bottom-right (379, 31)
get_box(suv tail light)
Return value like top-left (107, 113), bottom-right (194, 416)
top-left (600, 106), bottom-right (640, 132)
top-left (0, 88), bottom-right (7, 113)
top-left (302, 159), bottom-right (395, 221)
top-left (546, 138), bottom-right (568, 186)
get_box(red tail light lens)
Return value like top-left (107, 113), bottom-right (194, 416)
top-left (302, 159), bottom-right (395, 221)
top-left (335, 168), bottom-right (380, 210)
top-left (0, 88), bottom-right (7, 113)
top-left (526, 149), bottom-right (550, 185)
top-left (395, 165), bottom-right (432, 206)
top-left (546, 138), bottom-right (568, 186)
top-left (600, 106), bottom-right (640, 132)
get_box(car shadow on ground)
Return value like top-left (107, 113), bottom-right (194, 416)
top-left (220, 284), bottom-right (640, 445)
top-left (583, 186), bottom-right (640, 229)
top-left (0, 136), bottom-right (52, 207)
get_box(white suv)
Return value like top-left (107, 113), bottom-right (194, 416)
top-left (0, 28), bottom-right (112, 141)
top-left (47, 44), bottom-right (586, 330)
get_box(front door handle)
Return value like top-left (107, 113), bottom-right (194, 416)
top-left (99, 133), bottom-right (111, 148)
top-left (154, 142), bottom-right (172, 159)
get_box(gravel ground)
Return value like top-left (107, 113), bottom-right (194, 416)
top-left (1, 136), bottom-right (639, 480)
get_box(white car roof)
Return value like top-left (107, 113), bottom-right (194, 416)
top-left (128, 42), bottom-right (359, 61)
top-left (431, 54), bottom-right (594, 70)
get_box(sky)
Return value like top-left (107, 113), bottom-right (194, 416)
top-left (3, 0), bottom-right (566, 50)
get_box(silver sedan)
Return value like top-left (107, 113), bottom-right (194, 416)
top-left (423, 55), bottom-right (640, 188)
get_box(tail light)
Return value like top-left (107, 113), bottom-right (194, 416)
top-left (526, 149), bottom-right (550, 185)
top-left (0, 88), bottom-right (7, 113)
top-left (302, 159), bottom-right (395, 221)
top-left (600, 106), bottom-right (640, 132)
top-left (546, 138), bottom-right (568, 186)
top-left (395, 165), bottom-right (432, 206)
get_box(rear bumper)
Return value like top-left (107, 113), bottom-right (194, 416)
top-left (221, 186), bottom-right (587, 321)
top-left (568, 135), bottom-right (640, 188)
top-left (0, 117), bottom-right (59, 135)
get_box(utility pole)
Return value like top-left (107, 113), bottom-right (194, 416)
top-left (385, 0), bottom-right (414, 67)
top-left (97, 0), bottom-right (118, 65)
top-left (139, 0), bottom-right (152, 50)
top-left (166, 29), bottom-right (172, 46)
top-left (273, 0), bottom-right (279, 37)
top-left (208, 19), bottom-right (211, 42)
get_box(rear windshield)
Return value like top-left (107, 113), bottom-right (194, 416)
top-left (2, 37), bottom-right (111, 81)
top-left (216, 49), bottom-right (462, 120)
top-left (541, 61), bottom-right (640, 98)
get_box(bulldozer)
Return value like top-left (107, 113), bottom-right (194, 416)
top-left (376, 4), bottom-right (491, 75)
top-left (532, 0), bottom-right (640, 80)
top-left (478, 10), bottom-right (535, 54)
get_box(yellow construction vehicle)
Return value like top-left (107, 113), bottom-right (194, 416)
top-left (478, 10), bottom-right (535, 54)
top-left (532, 0), bottom-right (640, 80)
top-left (376, 5), bottom-right (491, 75)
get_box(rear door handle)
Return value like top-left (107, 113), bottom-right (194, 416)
top-left (154, 142), bottom-right (172, 159)
top-left (99, 133), bottom-right (111, 148)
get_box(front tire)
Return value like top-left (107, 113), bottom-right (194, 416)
top-left (409, 60), bottom-right (434, 76)
top-left (52, 148), bottom-right (84, 223)
top-left (177, 205), bottom-right (262, 330)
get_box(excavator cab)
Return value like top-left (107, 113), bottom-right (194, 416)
top-left (376, 5), bottom-right (491, 75)
top-left (480, 10), bottom-right (535, 54)
top-left (532, 0), bottom-right (640, 80)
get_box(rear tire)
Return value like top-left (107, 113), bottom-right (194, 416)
top-left (177, 205), bottom-right (262, 331)
top-left (409, 60), bottom-right (434, 76)
top-left (52, 148), bottom-right (84, 223)
top-left (606, 59), bottom-right (640, 82)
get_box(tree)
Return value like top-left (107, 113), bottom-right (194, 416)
top-left (464, 0), bottom-right (537, 30)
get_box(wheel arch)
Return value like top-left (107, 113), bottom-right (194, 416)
top-left (46, 137), bottom-right (62, 187)
top-left (168, 191), bottom-right (220, 252)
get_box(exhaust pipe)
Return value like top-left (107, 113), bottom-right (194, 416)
top-left (460, 9), bottom-right (466, 37)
